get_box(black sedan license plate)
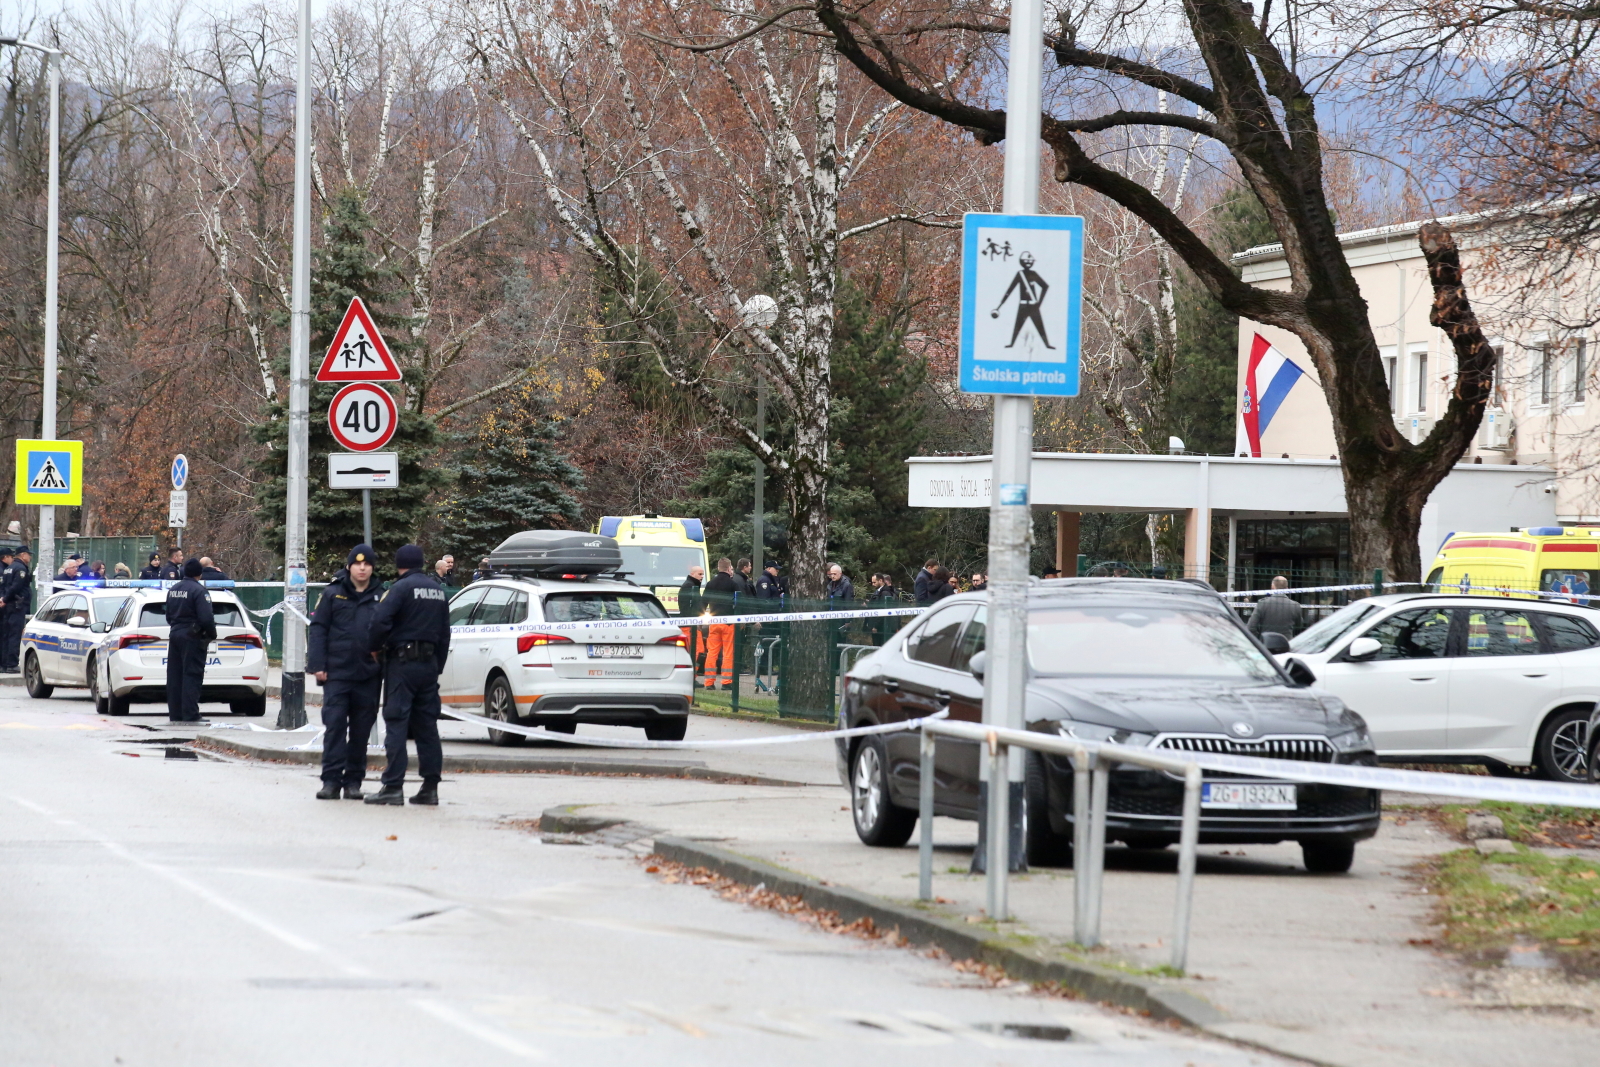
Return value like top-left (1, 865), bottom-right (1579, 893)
top-left (1201, 783), bottom-right (1296, 810)
top-left (587, 644), bottom-right (642, 659)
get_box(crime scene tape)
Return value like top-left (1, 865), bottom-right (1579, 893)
top-left (437, 706), bottom-right (948, 749)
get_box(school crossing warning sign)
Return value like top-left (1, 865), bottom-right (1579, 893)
top-left (316, 297), bottom-right (402, 382)
top-left (14, 439), bottom-right (84, 505)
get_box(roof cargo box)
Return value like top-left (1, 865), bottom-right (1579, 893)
top-left (490, 530), bottom-right (623, 577)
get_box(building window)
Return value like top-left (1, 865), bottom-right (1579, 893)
top-left (1413, 349), bottom-right (1428, 412)
top-left (1539, 342), bottom-right (1553, 405)
top-left (1577, 339), bottom-right (1588, 403)
top-left (1490, 345), bottom-right (1503, 405)
top-left (1381, 346), bottom-right (1398, 414)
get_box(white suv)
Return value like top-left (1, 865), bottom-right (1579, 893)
top-left (1279, 593), bottom-right (1600, 781)
top-left (440, 576), bottom-right (692, 743)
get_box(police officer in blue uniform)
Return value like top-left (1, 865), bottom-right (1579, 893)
top-left (0, 546), bottom-right (31, 674)
top-left (308, 544), bottom-right (382, 800)
top-left (364, 544), bottom-right (450, 806)
top-left (164, 558), bottom-right (215, 723)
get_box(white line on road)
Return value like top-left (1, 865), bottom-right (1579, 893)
top-left (9, 793), bottom-right (548, 1062)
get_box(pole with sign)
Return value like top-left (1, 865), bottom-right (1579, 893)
top-left (328, 452), bottom-right (398, 546)
top-left (15, 440), bottom-right (81, 586)
top-left (955, 0), bottom-right (1081, 917)
top-left (169, 454), bottom-right (188, 548)
top-left (320, 300), bottom-right (402, 552)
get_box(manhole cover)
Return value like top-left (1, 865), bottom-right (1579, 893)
top-left (972, 1022), bottom-right (1074, 1042)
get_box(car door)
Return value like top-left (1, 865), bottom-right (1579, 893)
top-left (1448, 606), bottom-right (1565, 756)
top-left (464, 584), bottom-right (523, 707)
top-left (1317, 606), bottom-right (1455, 754)
top-left (939, 606), bottom-right (987, 816)
top-left (893, 603), bottom-right (976, 811)
top-left (25, 595), bottom-right (66, 679)
top-left (49, 594), bottom-right (91, 683)
top-left (439, 586), bottom-right (486, 705)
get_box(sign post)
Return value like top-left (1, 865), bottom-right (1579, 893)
top-left (169, 454), bottom-right (188, 548)
top-left (954, 0), bottom-right (1082, 919)
top-left (328, 452), bottom-right (399, 546)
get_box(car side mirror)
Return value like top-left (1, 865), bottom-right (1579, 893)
top-left (1346, 636), bottom-right (1382, 661)
top-left (89, 621), bottom-right (110, 633)
top-left (968, 649), bottom-right (987, 681)
top-left (1284, 657), bottom-right (1317, 687)
top-left (1261, 631), bottom-right (1290, 655)
top-left (66, 615), bottom-right (88, 628)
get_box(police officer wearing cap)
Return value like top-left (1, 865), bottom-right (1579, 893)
top-left (165, 558), bottom-right (215, 723)
top-left (0, 545), bottom-right (30, 674)
top-left (308, 544), bottom-right (382, 800)
top-left (365, 544), bottom-right (450, 806)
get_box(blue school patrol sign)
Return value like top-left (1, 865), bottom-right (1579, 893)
top-left (959, 212), bottom-right (1083, 396)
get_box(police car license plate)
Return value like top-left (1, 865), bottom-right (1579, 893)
top-left (1200, 783), bottom-right (1296, 810)
top-left (587, 644), bottom-right (642, 659)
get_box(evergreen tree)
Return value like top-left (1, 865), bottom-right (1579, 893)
top-left (254, 189), bottom-right (451, 575)
top-left (435, 384), bottom-right (586, 562)
top-left (1167, 194), bottom-right (1279, 455)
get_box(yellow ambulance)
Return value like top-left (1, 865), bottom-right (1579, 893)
top-left (597, 515), bottom-right (709, 612)
top-left (1426, 526), bottom-right (1599, 605)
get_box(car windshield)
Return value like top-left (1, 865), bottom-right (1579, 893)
top-left (91, 597), bottom-right (128, 624)
top-left (136, 600), bottom-right (248, 628)
top-left (543, 592), bottom-right (669, 622)
top-left (1289, 601), bottom-right (1383, 654)
top-left (1027, 604), bottom-right (1280, 682)
top-left (618, 546), bottom-right (705, 586)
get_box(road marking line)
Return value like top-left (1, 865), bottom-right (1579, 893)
top-left (412, 999), bottom-right (547, 1059)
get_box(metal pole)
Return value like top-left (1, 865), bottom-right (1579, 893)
top-left (919, 730), bottom-right (935, 901)
top-left (35, 47), bottom-right (61, 602)
top-left (1084, 761), bottom-right (1109, 946)
top-left (278, 0), bottom-right (313, 730)
top-left (753, 375), bottom-right (765, 576)
top-left (1072, 752), bottom-right (1092, 942)
top-left (362, 488), bottom-right (372, 547)
top-left (977, 0), bottom-right (1045, 878)
top-left (985, 732), bottom-right (1009, 919)
top-left (1171, 763), bottom-right (1202, 972)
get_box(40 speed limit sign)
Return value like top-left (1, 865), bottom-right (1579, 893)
top-left (327, 382), bottom-right (398, 452)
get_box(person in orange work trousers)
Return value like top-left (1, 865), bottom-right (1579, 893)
top-left (700, 557), bottom-right (741, 690)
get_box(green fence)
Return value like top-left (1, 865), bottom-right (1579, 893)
top-left (683, 595), bottom-right (916, 723)
top-left (27, 536), bottom-right (160, 579)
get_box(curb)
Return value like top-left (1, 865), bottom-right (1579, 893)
top-left (194, 734), bottom-right (805, 786)
top-left (648, 835), bottom-right (1227, 1030)
top-left (266, 685), bottom-right (323, 705)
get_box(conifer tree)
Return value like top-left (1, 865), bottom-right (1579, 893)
top-left (254, 189), bottom-right (450, 575)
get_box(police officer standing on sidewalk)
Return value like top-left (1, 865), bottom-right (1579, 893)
top-left (165, 558), bottom-right (215, 723)
top-left (308, 544), bottom-right (382, 800)
top-left (364, 544), bottom-right (450, 807)
top-left (0, 546), bottom-right (32, 674)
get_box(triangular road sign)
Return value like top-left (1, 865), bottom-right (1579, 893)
top-left (316, 297), bottom-right (402, 382)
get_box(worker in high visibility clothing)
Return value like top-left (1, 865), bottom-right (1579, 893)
top-left (700, 557), bottom-right (740, 690)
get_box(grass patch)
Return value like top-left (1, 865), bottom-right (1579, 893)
top-left (1423, 845), bottom-right (1600, 972)
top-left (1435, 801), bottom-right (1600, 848)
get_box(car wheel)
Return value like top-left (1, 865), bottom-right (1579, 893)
top-left (1536, 707), bottom-right (1590, 783)
top-left (1025, 750), bottom-right (1072, 867)
top-left (1484, 759), bottom-right (1536, 779)
top-left (1301, 841), bottom-right (1356, 874)
top-left (23, 652), bottom-right (52, 699)
top-left (88, 656), bottom-right (108, 714)
top-left (230, 694), bottom-right (267, 717)
top-left (108, 692), bottom-right (131, 716)
top-left (484, 675), bottom-right (526, 747)
top-left (645, 716), bottom-right (687, 741)
top-left (850, 737), bottom-right (916, 847)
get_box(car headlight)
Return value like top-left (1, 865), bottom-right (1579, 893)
top-left (1057, 720), bottom-right (1155, 747)
top-left (1328, 724), bottom-right (1374, 762)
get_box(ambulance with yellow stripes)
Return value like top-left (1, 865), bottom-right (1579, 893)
top-left (597, 515), bottom-right (709, 613)
top-left (1426, 526), bottom-right (1600, 604)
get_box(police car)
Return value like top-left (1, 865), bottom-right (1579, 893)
top-left (444, 531), bottom-right (693, 743)
top-left (23, 586), bottom-right (268, 716)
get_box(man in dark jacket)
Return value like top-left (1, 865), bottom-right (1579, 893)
top-left (678, 565), bottom-right (704, 618)
top-left (159, 548), bottom-right (185, 581)
top-left (736, 558), bottom-right (757, 596)
top-left (138, 553), bottom-right (162, 580)
top-left (826, 563), bottom-right (855, 605)
top-left (0, 546), bottom-right (26, 673)
top-left (198, 557), bottom-right (229, 581)
top-left (913, 559), bottom-right (940, 605)
top-left (164, 559), bottom-right (215, 723)
top-left (365, 544), bottom-right (451, 806)
top-left (308, 544), bottom-right (382, 800)
top-left (1247, 575), bottom-right (1304, 639)
top-left (755, 563), bottom-right (785, 599)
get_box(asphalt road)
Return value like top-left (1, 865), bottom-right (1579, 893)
top-left (0, 689), bottom-right (1292, 1066)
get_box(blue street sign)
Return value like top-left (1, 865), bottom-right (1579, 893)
top-left (171, 454), bottom-right (188, 490)
top-left (959, 213), bottom-right (1083, 396)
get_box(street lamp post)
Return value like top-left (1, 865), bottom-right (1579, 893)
top-left (1, 37), bottom-right (63, 602)
top-left (278, 0), bottom-right (313, 729)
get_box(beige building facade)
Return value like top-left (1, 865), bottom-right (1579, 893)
top-left (1234, 217), bottom-right (1598, 523)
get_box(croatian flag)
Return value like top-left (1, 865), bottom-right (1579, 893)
top-left (1238, 334), bottom-right (1305, 457)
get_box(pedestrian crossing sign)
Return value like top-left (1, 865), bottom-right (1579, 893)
top-left (14, 439), bottom-right (83, 505)
top-left (959, 212), bottom-right (1082, 396)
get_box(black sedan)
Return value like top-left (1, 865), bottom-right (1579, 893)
top-left (837, 579), bottom-right (1381, 873)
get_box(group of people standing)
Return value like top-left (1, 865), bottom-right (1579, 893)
top-left (0, 545), bottom-right (34, 674)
